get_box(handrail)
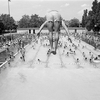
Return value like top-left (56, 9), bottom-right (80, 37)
top-left (0, 51), bottom-right (19, 68)
top-left (0, 60), bottom-right (8, 68)
top-left (0, 37), bottom-right (30, 70)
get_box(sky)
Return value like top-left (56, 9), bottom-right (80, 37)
top-left (0, 0), bottom-right (99, 21)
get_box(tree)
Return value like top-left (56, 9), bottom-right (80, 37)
top-left (18, 14), bottom-right (45, 28)
top-left (82, 9), bottom-right (88, 27)
top-left (29, 14), bottom-right (38, 27)
top-left (95, 2), bottom-right (100, 31)
top-left (92, 0), bottom-right (98, 14)
top-left (92, 0), bottom-right (98, 28)
top-left (85, 11), bottom-right (94, 31)
top-left (0, 14), bottom-right (15, 30)
top-left (29, 14), bottom-right (43, 27)
top-left (69, 18), bottom-right (80, 27)
top-left (38, 17), bottom-right (45, 27)
top-left (0, 20), bottom-right (4, 35)
top-left (19, 15), bottom-right (30, 28)
top-left (81, 0), bottom-right (100, 32)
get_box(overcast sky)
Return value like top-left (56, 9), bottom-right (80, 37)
top-left (0, 0), bottom-right (99, 21)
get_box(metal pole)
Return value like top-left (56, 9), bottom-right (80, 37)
top-left (8, 0), bottom-right (11, 40)
top-left (8, 0), bottom-right (10, 16)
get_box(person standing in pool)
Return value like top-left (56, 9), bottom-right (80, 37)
top-left (37, 10), bottom-right (71, 54)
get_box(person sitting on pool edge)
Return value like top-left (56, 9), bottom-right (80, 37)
top-left (37, 10), bottom-right (71, 55)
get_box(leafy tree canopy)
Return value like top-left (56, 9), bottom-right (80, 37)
top-left (69, 18), bottom-right (80, 27)
top-left (18, 14), bottom-right (45, 28)
top-left (81, 0), bottom-right (100, 32)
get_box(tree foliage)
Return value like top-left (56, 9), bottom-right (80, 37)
top-left (81, 0), bottom-right (100, 32)
top-left (69, 18), bottom-right (80, 27)
top-left (0, 20), bottom-right (4, 35)
top-left (0, 14), bottom-right (16, 30)
top-left (19, 15), bottom-right (30, 28)
top-left (82, 9), bottom-right (88, 27)
top-left (19, 14), bottom-right (45, 28)
top-left (0, 14), bottom-right (17, 34)
top-left (19, 14), bottom-right (81, 28)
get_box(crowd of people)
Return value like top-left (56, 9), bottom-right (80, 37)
top-left (0, 31), bottom-right (100, 66)
top-left (0, 32), bottom-right (34, 64)
top-left (0, 10), bottom-right (100, 66)
top-left (73, 30), bottom-right (100, 50)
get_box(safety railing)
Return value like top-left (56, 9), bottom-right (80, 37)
top-left (0, 31), bottom-right (33, 73)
